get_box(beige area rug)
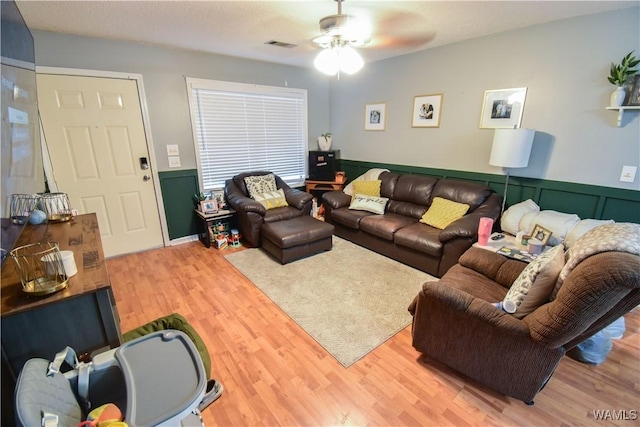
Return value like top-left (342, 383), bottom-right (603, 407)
top-left (225, 237), bottom-right (436, 367)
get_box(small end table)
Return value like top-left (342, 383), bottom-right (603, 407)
top-left (194, 208), bottom-right (237, 248)
top-left (473, 232), bottom-right (537, 263)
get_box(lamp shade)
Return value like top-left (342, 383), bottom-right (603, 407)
top-left (489, 128), bottom-right (535, 168)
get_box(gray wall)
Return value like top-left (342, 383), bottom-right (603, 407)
top-left (330, 7), bottom-right (640, 190)
top-left (32, 31), bottom-right (331, 172)
top-left (33, 7), bottom-right (639, 190)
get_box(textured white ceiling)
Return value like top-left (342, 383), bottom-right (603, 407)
top-left (16, 0), bottom-right (637, 69)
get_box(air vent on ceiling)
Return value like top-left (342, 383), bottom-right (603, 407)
top-left (265, 40), bottom-right (297, 48)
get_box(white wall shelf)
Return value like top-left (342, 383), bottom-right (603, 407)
top-left (606, 106), bottom-right (640, 127)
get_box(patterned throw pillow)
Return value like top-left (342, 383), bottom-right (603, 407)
top-left (503, 244), bottom-right (565, 319)
top-left (348, 194), bottom-right (388, 214)
top-left (420, 197), bottom-right (470, 229)
top-left (351, 180), bottom-right (381, 198)
top-left (252, 189), bottom-right (289, 210)
top-left (244, 174), bottom-right (277, 198)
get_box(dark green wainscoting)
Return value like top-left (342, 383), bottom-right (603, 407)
top-left (158, 169), bottom-right (200, 240)
top-left (338, 160), bottom-right (640, 224)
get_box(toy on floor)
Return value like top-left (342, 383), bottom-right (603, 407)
top-left (77, 403), bottom-right (127, 427)
top-left (229, 229), bottom-right (241, 247)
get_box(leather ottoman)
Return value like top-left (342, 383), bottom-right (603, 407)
top-left (261, 216), bottom-right (334, 264)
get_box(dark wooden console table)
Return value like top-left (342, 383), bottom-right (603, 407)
top-left (305, 179), bottom-right (345, 192)
top-left (1, 213), bottom-right (122, 378)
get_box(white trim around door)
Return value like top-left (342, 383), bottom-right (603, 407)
top-left (35, 66), bottom-right (169, 249)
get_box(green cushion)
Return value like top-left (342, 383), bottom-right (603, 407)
top-left (122, 313), bottom-right (211, 378)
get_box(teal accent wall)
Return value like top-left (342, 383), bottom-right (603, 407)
top-left (339, 160), bottom-right (640, 224)
top-left (158, 169), bottom-right (200, 239)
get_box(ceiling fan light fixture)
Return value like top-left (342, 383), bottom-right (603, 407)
top-left (314, 47), bottom-right (340, 76)
top-left (312, 0), bottom-right (366, 77)
top-left (314, 44), bottom-right (363, 76)
top-left (338, 45), bottom-right (364, 74)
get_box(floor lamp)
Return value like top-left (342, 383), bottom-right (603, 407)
top-left (489, 128), bottom-right (535, 216)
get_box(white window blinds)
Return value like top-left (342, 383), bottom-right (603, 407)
top-left (186, 78), bottom-right (308, 190)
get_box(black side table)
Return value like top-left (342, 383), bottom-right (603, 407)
top-left (194, 209), bottom-right (237, 248)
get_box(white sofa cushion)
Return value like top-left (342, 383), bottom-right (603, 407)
top-left (519, 210), bottom-right (580, 246)
top-left (500, 199), bottom-right (540, 235)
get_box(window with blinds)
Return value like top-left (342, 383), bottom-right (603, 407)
top-left (186, 78), bottom-right (308, 191)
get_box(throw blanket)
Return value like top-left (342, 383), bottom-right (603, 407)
top-left (550, 223), bottom-right (640, 299)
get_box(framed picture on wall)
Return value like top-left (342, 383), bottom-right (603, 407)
top-left (626, 75), bottom-right (640, 106)
top-left (479, 87), bottom-right (527, 129)
top-left (412, 94), bottom-right (443, 128)
top-left (364, 103), bottom-right (386, 131)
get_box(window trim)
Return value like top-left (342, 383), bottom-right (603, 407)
top-left (186, 77), bottom-right (309, 192)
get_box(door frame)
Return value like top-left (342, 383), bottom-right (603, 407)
top-left (36, 66), bottom-right (169, 248)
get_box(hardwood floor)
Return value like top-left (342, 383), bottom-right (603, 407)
top-left (107, 241), bottom-right (640, 426)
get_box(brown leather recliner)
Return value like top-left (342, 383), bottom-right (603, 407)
top-left (408, 247), bottom-right (640, 404)
top-left (224, 171), bottom-right (313, 247)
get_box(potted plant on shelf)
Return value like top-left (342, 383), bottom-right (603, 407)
top-left (193, 192), bottom-right (206, 208)
top-left (608, 51), bottom-right (640, 107)
top-left (317, 132), bottom-right (332, 151)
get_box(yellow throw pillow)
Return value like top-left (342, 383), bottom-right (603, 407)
top-left (420, 197), bottom-right (470, 229)
top-left (351, 180), bottom-right (381, 197)
top-left (253, 189), bottom-right (289, 210)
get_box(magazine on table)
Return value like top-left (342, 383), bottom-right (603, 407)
top-left (496, 246), bottom-right (537, 263)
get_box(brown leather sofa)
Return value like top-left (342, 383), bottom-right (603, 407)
top-left (225, 171), bottom-right (314, 247)
top-left (408, 247), bottom-right (640, 404)
top-left (321, 172), bottom-right (502, 277)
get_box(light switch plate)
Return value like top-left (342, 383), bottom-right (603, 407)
top-left (168, 156), bottom-right (181, 168)
top-left (167, 144), bottom-right (179, 156)
top-left (620, 165), bottom-right (637, 183)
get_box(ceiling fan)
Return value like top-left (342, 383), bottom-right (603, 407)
top-left (311, 0), bottom-right (370, 76)
top-left (312, 0), bottom-right (371, 50)
top-left (311, 0), bottom-right (435, 76)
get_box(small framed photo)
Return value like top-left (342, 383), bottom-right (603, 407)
top-left (479, 87), bottom-right (527, 129)
top-left (211, 190), bottom-right (227, 210)
top-left (200, 199), bottom-right (218, 214)
top-left (626, 75), bottom-right (640, 106)
top-left (365, 103), bottom-right (386, 131)
top-left (412, 93), bottom-right (443, 128)
top-left (530, 223), bottom-right (552, 246)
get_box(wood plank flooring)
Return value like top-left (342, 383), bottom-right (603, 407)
top-left (107, 241), bottom-right (640, 426)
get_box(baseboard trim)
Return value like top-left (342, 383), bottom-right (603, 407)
top-left (169, 234), bottom-right (199, 246)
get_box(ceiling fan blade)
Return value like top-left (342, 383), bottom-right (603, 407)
top-left (372, 32), bottom-right (436, 50)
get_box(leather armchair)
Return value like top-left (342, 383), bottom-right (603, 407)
top-left (225, 171), bottom-right (313, 247)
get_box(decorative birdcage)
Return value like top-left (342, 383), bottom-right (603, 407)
top-left (10, 242), bottom-right (69, 296)
top-left (38, 193), bottom-right (73, 222)
top-left (9, 194), bottom-right (40, 224)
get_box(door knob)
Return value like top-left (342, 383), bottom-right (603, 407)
top-left (143, 175), bottom-right (151, 181)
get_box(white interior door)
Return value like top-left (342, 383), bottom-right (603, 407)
top-left (37, 73), bottom-right (163, 257)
